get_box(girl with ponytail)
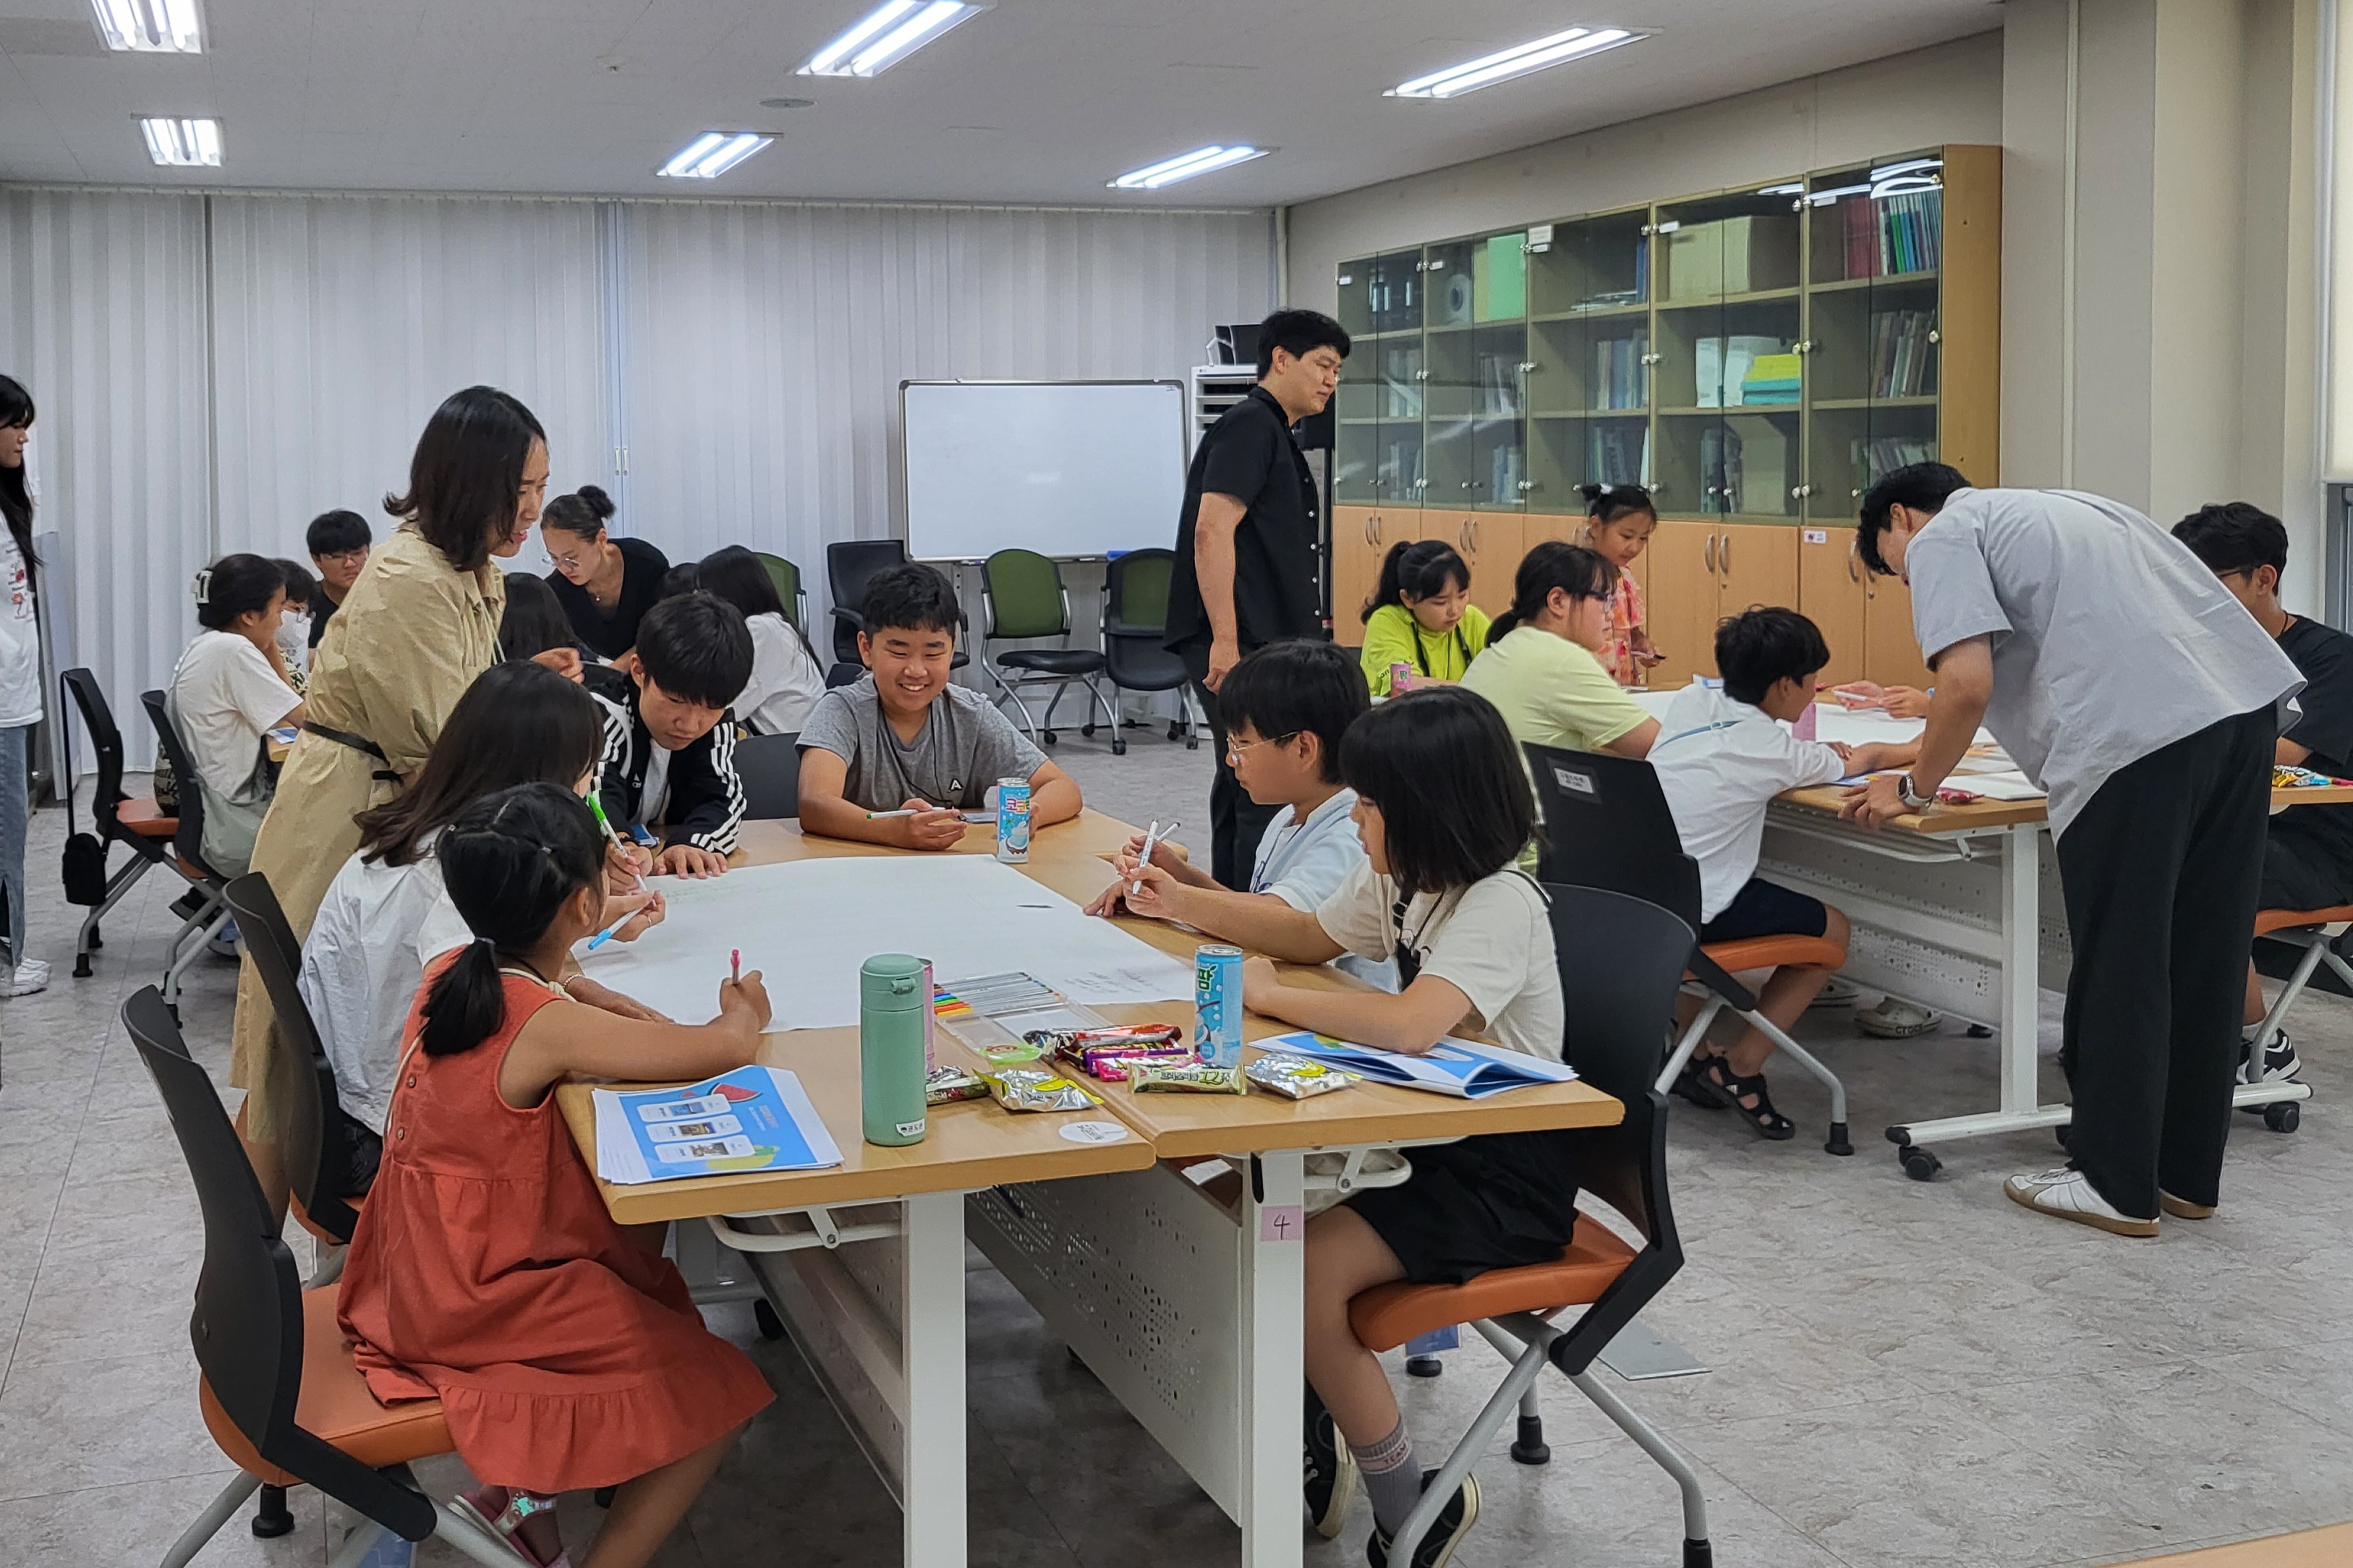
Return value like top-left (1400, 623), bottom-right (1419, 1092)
top-left (1357, 538), bottom-right (1490, 695)
top-left (1462, 540), bottom-right (1662, 759)
top-left (1576, 482), bottom-right (1661, 683)
top-left (336, 780), bottom-right (773, 1568)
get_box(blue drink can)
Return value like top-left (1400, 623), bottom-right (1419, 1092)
top-left (995, 776), bottom-right (1031, 863)
top-left (1194, 944), bottom-right (1245, 1068)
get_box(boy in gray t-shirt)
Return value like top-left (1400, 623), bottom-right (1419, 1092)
top-left (796, 563), bottom-right (1083, 851)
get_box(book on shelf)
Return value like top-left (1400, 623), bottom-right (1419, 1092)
top-left (1591, 332), bottom-right (1650, 411)
top-left (1836, 189), bottom-right (1944, 279)
top-left (1476, 351), bottom-right (1524, 417)
top-left (1588, 422), bottom-right (1648, 487)
top-left (1870, 310), bottom-right (1937, 398)
top-left (1729, 421), bottom-right (1791, 514)
top-left (1489, 442), bottom-right (1524, 503)
top-left (1698, 335), bottom-right (1790, 407)
top-left (1852, 434), bottom-right (1937, 485)
top-left (1740, 351), bottom-right (1801, 406)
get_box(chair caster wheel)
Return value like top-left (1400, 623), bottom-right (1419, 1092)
top-left (1042, 730), bottom-right (1058, 746)
top-left (72, 957), bottom-right (91, 978)
top-left (1081, 723), bottom-right (1097, 737)
top-left (1682, 1541), bottom-right (1714, 1567)
top-left (1966, 1023), bottom-right (1993, 1038)
top-left (753, 1298), bottom-right (786, 1340)
top-left (1185, 736), bottom-right (1199, 750)
top-left (1112, 739), bottom-right (1127, 755)
top-left (1898, 1145), bottom-right (1941, 1181)
top-left (252, 1486), bottom-right (294, 1538)
top-left (1825, 1121), bottom-right (1853, 1156)
top-left (2265, 1101), bottom-right (2301, 1133)
top-left (1405, 1354), bottom-right (1443, 1378)
top-left (1510, 1414), bottom-right (1550, 1465)
top-left (594, 1487), bottom-right (616, 1509)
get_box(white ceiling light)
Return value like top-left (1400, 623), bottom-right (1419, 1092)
top-left (657, 132), bottom-right (774, 180)
top-left (1388, 25), bottom-right (1646, 99)
top-left (1110, 145), bottom-right (1272, 190)
top-left (92, 0), bottom-right (201, 52)
top-left (139, 116), bottom-right (221, 167)
top-left (799, 0), bottom-right (987, 78)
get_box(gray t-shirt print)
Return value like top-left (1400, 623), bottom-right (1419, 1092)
top-left (797, 673), bottom-right (1047, 813)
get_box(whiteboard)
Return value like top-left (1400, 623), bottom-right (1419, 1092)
top-left (901, 380), bottom-right (1187, 561)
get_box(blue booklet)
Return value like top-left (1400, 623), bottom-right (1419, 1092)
top-left (591, 1065), bottom-right (843, 1184)
top-left (1260, 1031), bottom-right (1579, 1099)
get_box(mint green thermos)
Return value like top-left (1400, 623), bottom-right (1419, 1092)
top-left (861, 953), bottom-right (929, 1146)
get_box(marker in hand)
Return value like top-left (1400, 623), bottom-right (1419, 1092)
top-left (588, 791), bottom-right (643, 890)
top-left (731, 948), bottom-right (741, 984)
top-left (584, 910), bottom-right (634, 951)
top-left (1129, 819), bottom-right (1179, 898)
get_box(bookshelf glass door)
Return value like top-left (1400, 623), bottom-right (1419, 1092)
top-left (1338, 248), bottom-right (1426, 506)
top-left (1421, 239), bottom-right (1480, 511)
top-left (1654, 184), bottom-right (1803, 521)
top-left (1526, 208), bottom-right (1652, 511)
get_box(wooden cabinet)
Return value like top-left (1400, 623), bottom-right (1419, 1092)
top-left (1329, 505), bottom-right (1413, 644)
top-left (1797, 525), bottom-right (1868, 686)
top-left (1643, 519), bottom-right (1800, 685)
top-left (1429, 511), bottom-right (1522, 618)
top-left (1864, 568), bottom-right (1936, 690)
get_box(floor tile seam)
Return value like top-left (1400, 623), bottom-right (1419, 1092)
top-left (0, 1116), bottom-right (83, 1394)
top-left (0, 1460), bottom-right (247, 1508)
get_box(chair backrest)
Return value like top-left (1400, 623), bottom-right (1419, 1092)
top-left (61, 668), bottom-right (129, 836)
top-left (736, 732), bottom-right (802, 819)
top-left (1523, 743), bottom-right (1703, 932)
top-left (141, 689), bottom-right (217, 882)
top-left (827, 539), bottom-right (909, 663)
top-left (1105, 548), bottom-right (1175, 634)
top-left (122, 986), bottom-right (435, 1540)
top-left (982, 548), bottom-right (1069, 642)
top-left (223, 871), bottom-right (357, 1243)
top-left (754, 552), bottom-right (807, 632)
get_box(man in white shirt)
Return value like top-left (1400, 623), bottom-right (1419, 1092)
top-left (1848, 466), bottom-right (2302, 1236)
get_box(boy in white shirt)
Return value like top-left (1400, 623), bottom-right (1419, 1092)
top-left (169, 554), bottom-right (305, 878)
top-left (1650, 608), bottom-right (1912, 1138)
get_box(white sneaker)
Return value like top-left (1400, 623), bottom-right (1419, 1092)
top-left (2004, 1166), bottom-right (2158, 1237)
top-left (1808, 978), bottom-right (1860, 1010)
top-left (1, 959), bottom-right (48, 997)
top-left (1856, 997), bottom-right (1941, 1038)
top-left (2239, 1029), bottom-right (2303, 1083)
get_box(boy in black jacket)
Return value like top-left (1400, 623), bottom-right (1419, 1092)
top-left (594, 591), bottom-right (753, 877)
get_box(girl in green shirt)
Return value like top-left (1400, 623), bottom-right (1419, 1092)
top-left (1358, 540), bottom-right (1491, 695)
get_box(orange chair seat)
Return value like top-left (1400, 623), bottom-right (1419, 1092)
top-left (1692, 934), bottom-right (1847, 979)
top-left (291, 1185), bottom-right (365, 1247)
top-left (176, 855), bottom-right (210, 882)
top-left (198, 1285), bottom-right (449, 1488)
top-left (1348, 1223), bottom-right (1639, 1353)
top-left (2255, 906), bottom-right (2353, 937)
top-left (118, 797), bottom-right (176, 838)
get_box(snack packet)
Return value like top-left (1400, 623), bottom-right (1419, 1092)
top-left (987, 1068), bottom-right (1102, 1112)
top-left (1130, 1061), bottom-right (1248, 1094)
top-left (1245, 1054), bottom-right (1357, 1100)
top-left (925, 1065), bottom-right (990, 1105)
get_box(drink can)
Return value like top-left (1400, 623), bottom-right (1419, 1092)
top-left (1194, 944), bottom-right (1245, 1068)
top-left (995, 777), bottom-right (1031, 863)
top-left (1388, 660), bottom-right (1415, 695)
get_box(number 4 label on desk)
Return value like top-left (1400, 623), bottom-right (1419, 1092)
top-left (1258, 1205), bottom-right (1306, 1243)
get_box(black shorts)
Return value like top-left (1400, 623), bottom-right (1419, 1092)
top-left (2260, 813), bottom-right (2353, 915)
top-left (1700, 877), bottom-right (1829, 945)
top-left (1345, 1128), bottom-right (1581, 1286)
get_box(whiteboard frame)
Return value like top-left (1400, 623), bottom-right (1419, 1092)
top-left (896, 378), bottom-right (1189, 563)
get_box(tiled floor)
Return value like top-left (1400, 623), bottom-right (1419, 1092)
top-left (4, 725), bottom-right (2352, 1567)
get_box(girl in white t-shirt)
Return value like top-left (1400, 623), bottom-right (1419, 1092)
top-left (693, 546), bottom-right (824, 736)
top-left (1186, 686), bottom-right (1565, 1564)
top-left (0, 377), bottom-right (43, 996)
top-left (168, 555), bottom-right (306, 878)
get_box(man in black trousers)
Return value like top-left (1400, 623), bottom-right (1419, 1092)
top-left (1164, 308), bottom-right (1350, 887)
top-left (1845, 464), bottom-right (2301, 1235)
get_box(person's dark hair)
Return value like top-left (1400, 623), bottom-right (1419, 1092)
top-left (859, 562), bottom-right (961, 638)
top-left (542, 484), bottom-right (616, 542)
top-left (274, 558), bottom-right (317, 609)
top-left (2172, 501), bottom-right (2289, 581)
top-left (1217, 640), bottom-right (1369, 785)
top-left (1580, 482), bottom-right (1658, 529)
top-left (498, 573), bottom-right (579, 665)
top-left (419, 782), bottom-right (603, 1057)
top-left (1361, 539), bottom-right (1470, 626)
top-left (305, 508), bottom-right (372, 558)
top-left (1856, 461), bottom-right (1970, 577)
top-left (1715, 607), bottom-right (1831, 707)
top-left (193, 553), bottom-right (288, 631)
top-left (355, 661), bottom-right (603, 868)
top-left (655, 562), bottom-right (702, 602)
top-left (0, 374), bottom-right (35, 570)
top-left (1489, 541), bottom-right (1617, 641)
top-left (384, 385), bottom-right (546, 574)
top-left (635, 590), bottom-right (753, 709)
top-left (1339, 687), bottom-right (1536, 897)
top-left (1256, 308), bottom-right (1352, 378)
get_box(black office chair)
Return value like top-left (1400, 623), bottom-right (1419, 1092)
top-left (140, 690), bottom-right (237, 1018)
top-left (60, 668), bottom-right (181, 976)
top-left (124, 987), bottom-right (519, 1568)
top-left (1526, 743), bottom-right (1852, 1155)
top-left (1347, 887), bottom-right (1711, 1567)
top-left (1100, 547), bottom-right (1204, 751)
top-left (824, 540), bottom-right (969, 686)
top-left (736, 732), bottom-right (803, 819)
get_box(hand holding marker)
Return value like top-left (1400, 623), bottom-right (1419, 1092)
top-left (588, 791), bottom-right (644, 890)
top-left (1129, 820), bottom-right (1178, 898)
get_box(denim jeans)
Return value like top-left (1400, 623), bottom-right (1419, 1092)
top-left (0, 724), bottom-right (28, 968)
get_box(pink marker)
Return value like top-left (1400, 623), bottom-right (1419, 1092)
top-left (731, 949), bottom-right (741, 984)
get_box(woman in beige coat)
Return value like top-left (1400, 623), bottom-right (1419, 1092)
top-left (232, 385), bottom-right (549, 1211)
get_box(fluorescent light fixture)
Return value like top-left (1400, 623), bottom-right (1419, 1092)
top-left (1756, 182), bottom-right (1805, 197)
top-left (1109, 145), bottom-right (1271, 190)
top-left (92, 0), bottom-right (200, 52)
top-left (799, 0), bottom-right (985, 77)
top-left (1870, 157), bottom-right (1942, 181)
top-left (1388, 25), bottom-right (1644, 99)
top-left (139, 116), bottom-right (221, 167)
top-left (656, 132), bottom-right (774, 179)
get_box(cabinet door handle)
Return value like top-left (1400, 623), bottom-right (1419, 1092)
top-left (1720, 531), bottom-right (1732, 577)
top-left (1370, 514), bottom-right (1382, 545)
top-left (1847, 542), bottom-right (1860, 584)
top-left (1703, 534), bottom-right (1716, 574)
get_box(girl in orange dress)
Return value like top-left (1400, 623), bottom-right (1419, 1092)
top-left (1578, 482), bottom-right (1661, 684)
top-left (338, 780), bottom-right (775, 1568)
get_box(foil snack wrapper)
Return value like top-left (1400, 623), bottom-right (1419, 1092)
top-left (1130, 1061), bottom-right (1249, 1094)
top-left (925, 1065), bottom-right (990, 1105)
top-left (987, 1068), bottom-right (1103, 1112)
top-left (1245, 1054), bottom-right (1358, 1100)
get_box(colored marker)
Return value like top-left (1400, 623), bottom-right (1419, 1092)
top-left (866, 809), bottom-right (920, 819)
top-left (588, 792), bottom-right (643, 889)
top-left (731, 948), bottom-right (741, 984)
top-left (1129, 819), bottom-right (1179, 898)
top-left (584, 910), bottom-right (634, 951)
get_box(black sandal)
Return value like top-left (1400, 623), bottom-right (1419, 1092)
top-left (1694, 1055), bottom-right (1795, 1141)
top-left (1671, 1057), bottom-right (1728, 1112)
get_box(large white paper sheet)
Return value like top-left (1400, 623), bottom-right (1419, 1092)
top-left (575, 856), bottom-right (1196, 1031)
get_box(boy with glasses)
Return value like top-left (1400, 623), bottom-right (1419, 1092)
top-left (305, 508), bottom-right (373, 649)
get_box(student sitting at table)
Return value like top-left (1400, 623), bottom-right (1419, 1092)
top-left (1651, 607), bottom-right (1915, 1139)
top-left (336, 782), bottom-right (773, 1568)
top-left (696, 545), bottom-right (825, 736)
top-left (168, 553), bottom-right (305, 879)
top-left (1358, 540), bottom-right (1489, 696)
top-left (1461, 540), bottom-right (1659, 761)
top-left (304, 506), bottom-right (371, 650)
top-left (302, 660), bottom-right (661, 1161)
top-left (2172, 500), bottom-right (2346, 1088)
top-left (272, 558), bottom-right (318, 689)
top-left (1085, 639), bottom-right (1391, 984)
top-left (499, 571), bottom-right (585, 683)
top-left (797, 562), bottom-right (1081, 850)
top-left (1214, 686), bottom-right (1562, 1566)
top-left (594, 591), bottom-right (752, 878)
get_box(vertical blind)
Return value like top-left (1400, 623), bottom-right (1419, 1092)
top-left (0, 189), bottom-right (1272, 759)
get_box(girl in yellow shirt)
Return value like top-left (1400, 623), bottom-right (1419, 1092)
top-left (1358, 540), bottom-right (1491, 695)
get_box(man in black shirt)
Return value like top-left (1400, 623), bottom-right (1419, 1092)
top-left (2174, 502), bottom-right (2353, 1086)
top-left (1165, 307), bottom-right (1350, 886)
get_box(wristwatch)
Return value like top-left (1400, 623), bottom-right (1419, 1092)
top-left (1897, 772), bottom-right (1933, 811)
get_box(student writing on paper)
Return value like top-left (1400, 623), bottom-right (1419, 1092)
top-left (1651, 608), bottom-right (1912, 1138)
top-left (1214, 688), bottom-right (1565, 1564)
top-left (593, 591), bottom-right (752, 878)
top-left (1577, 482), bottom-right (1662, 683)
top-left (336, 782), bottom-right (772, 1568)
top-left (1087, 639), bottom-right (1392, 987)
top-left (1462, 541), bottom-right (1660, 760)
top-left (1358, 539), bottom-right (1489, 694)
top-left (168, 554), bottom-right (306, 879)
top-left (797, 563), bottom-right (1082, 849)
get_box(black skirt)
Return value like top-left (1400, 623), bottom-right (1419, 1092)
top-left (1345, 1128), bottom-right (1581, 1285)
